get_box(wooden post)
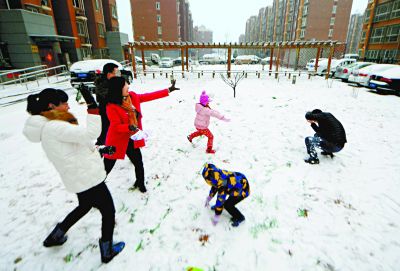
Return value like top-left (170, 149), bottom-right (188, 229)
top-left (275, 48), bottom-right (280, 79)
top-left (326, 45), bottom-right (335, 80)
top-left (181, 48), bottom-right (185, 73)
top-left (131, 46), bottom-right (137, 79)
top-left (185, 47), bottom-right (189, 71)
top-left (141, 49), bottom-right (146, 75)
top-left (294, 47), bottom-right (300, 71)
top-left (269, 48), bottom-right (274, 75)
top-left (227, 47), bottom-right (232, 78)
top-left (315, 47), bottom-right (321, 73)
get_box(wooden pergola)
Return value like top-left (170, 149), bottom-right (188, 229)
top-left (128, 40), bottom-right (343, 79)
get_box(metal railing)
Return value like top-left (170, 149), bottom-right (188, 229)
top-left (0, 65), bottom-right (69, 90)
top-left (0, 65), bottom-right (47, 88)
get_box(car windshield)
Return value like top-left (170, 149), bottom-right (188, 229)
top-left (161, 58), bottom-right (171, 61)
top-left (345, 63), bottom-right (358, 68)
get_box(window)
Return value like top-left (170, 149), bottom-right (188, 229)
top-left (25, 6), bottom-right (39, 13)
top-left (98, 23), bottom-right (105, 37)
top-left (303, 5), bottom-right (308, 15)
top-left (361, 31), bottom-right (366, 42)
top-left (366, 50), bottom-right (379, 59)
top-left (112, 5), bottom-right (118, 19)
top-left (77, 21), bottom-right (86, 36)
top-left (301, 17), bottom-right (307, 27)
top-left (328, 29), bottom-right (333, 37)
top-left (391, 0), bottom-right (400, 19)
top-left (300, 29), bottom-right (305, 38)
top-left (73, 0), bottom-right (80, 8)
top-left (156, 2), bottom-right (160, 10)
top-left (157, 15), bottom-right (161, 23)
top-left (364, 10), bottom-right (371, 22)
top-left (41, 0), bottom-right (49, 6)
top-left (332, 5), bottom-right (337, 14)
top-left (330, 17), bottom-right (335, 25)
top-left (374, 2), bottom-right (391, 22)
top-left (158, 26), bottom-right (162, 35)
top-left (370, 27), bottom-right (386, 43)
top-left (95, 0), bottom-right (99, 11)
top-left (386, 24), bottom-right (400, 42)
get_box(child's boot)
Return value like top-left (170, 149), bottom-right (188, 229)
top-left (304, 157), bottom-right (319, 164)
top-left (187, 135), bottom-right (192, 143)
top-left (99, 239), bottom-right (125, 263)
top-left (206, 147), bottom-right (216, 154)
top-left (43, 224), bottom-right (68, 247)
top-left (231, 216), bottom-right (245, 227)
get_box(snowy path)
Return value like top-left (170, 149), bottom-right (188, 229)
top-left (0, 75), bottom-right (399, 271)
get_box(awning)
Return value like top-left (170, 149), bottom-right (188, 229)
top-left (29, 34), bottom-right (76, 42)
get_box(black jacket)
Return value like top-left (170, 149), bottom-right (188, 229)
top-left (306, 112), bottom-right (347, 146)
top-left (94, 76), bottom-right (109, 106)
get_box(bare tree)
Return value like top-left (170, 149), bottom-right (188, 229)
top-left (220, 72), bottom-right (246, 98)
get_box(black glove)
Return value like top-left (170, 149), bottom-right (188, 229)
top-left (168, 79), bottom-right (180, 92)
top-left (128, 125), bottom-right (139, 132)
top-left (97, 145), bottom-right (116, 155)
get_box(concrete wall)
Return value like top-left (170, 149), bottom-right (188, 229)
top-left (0, 9), bottom-right (57, 68)
top-left (106, 31), bottom-right (128, 61)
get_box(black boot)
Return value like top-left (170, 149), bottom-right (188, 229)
top-left (43, 224), bottom-right (68, 247)
top-left (321, 151), bottom-right (334, 158)
top-left (99, 239), bottom-right (125, 263)
top-left (304, 157), bottom-right (319, 164)
top-left (133, 181), bottom-right (147, 193)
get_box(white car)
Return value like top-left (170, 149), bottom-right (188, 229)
top-left (158, 57), bottom-right (174, 68)
top-left (316, 58), bottom-right (356, 76)
top-left (234, 55), bottom-right (261, 64)
top-left (335, 62), bottom-right (373, 82)
top-left (199, 54), bottom-right (226, 65)
top-left (306, 58), bottom-right (327, 72)
top-left (70, 59), bottom-right (132, 89)
top-left (348, 64), bottom-right (398, 87)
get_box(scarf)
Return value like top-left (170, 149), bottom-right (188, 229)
top-left (41, 110), bottom-right (78, 125)
top-left (120, 95), bottom-right (139, 129)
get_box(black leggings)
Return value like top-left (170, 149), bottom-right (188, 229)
top-left (58, 182), bottom-right (115, 242)
top-left (103, 140), bottom-right (144, 187)
top-left (224, 196), bottom-right (245, 220)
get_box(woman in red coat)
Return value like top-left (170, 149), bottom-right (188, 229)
top-left (103, 77), bottom-right (179, 192)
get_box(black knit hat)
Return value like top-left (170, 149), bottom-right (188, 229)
top-left (305, 109), bottom-right (322, 120)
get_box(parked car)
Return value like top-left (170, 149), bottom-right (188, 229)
top-left (335, 62), bottom-right (373, 82)
top-left (369, 65), bottom-right (400, 94)
top-left (159, 57), bottom-right (174, 68)
top-left (348, 64), bottom-right (398, 87)
top-left (306, 58), bottom-right (327, 72)
top-left (235, 55), bottom-right (261, 64)
top-left (261, 57), bottom-right (276, 65)
top-left (316, 58), bottom-right (356, 76)
top-left (344, 54), bottom-right (360, 60)
top-left (70, 59), bottom-right (132, 90)
top-left (199, 54), bottom-right (225, 65)
top-left (173, 57), bottom-right (192, 66)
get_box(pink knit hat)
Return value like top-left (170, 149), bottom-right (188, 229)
top-left (200, 91), bottom-right (211, 105)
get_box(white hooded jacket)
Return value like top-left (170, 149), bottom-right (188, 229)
top-left (23, 112), bottom-right (106, 193)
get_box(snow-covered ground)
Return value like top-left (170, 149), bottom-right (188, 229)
top-left (1, 74), bottom-right (400, 271)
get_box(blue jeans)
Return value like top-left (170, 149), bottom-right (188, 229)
top-left (305, 135), bottom-right (343, 159)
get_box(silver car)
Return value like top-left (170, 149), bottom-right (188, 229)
top-left (348, 64), bottom-right (398, 87)
top-left (335, 62), bottom-right (373, 82)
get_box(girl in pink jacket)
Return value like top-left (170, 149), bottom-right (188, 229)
top-left (187, 91), bottom-right (230, 153)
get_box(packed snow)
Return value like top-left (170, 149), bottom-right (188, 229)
top-left (1, 72), bottom-right (400, 271)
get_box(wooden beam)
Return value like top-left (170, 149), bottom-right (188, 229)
top-left (181, 48), bottom-right (185, 73)
top-left (269, 48), bottom-right (274, 73)
top-left (131, 45), bottom-right (137, 79)
top-left (227, 47), bottom-right (232, 78)
top-left (185, 47), bottom-right (189, 71)
top-left (326, 45), bottom-right (335, 80)
top-left (315, 47), bottom-right (321, 73)
top-left (141, 49), bottom-right (146, 73)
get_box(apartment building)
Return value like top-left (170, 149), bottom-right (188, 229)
top-left (193, 25), bottom-right (213, 56)
top-left (359, 0), bottom-right (400, 63)
top-left (346, 13), bottom-right (364, 54)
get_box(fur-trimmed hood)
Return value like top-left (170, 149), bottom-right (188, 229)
top-left (23, 110), bottom-right (78, 143)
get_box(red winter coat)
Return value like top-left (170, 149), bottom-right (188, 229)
top-left (104, 89), bottom-right (169, 159)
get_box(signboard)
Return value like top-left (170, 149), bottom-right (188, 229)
top-left (31, 45), bottom-right (39, 53)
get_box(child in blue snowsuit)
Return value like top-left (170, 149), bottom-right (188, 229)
top-left (202, 163), bottom-right (250, 227)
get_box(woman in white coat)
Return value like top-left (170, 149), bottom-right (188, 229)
top-left (23, 88), bottom-right (124, 264)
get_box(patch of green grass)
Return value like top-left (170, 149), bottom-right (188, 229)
top-left (250, 218), bottom-right (278, 238)
top-left (135, 240), bottom-right (143, 252)
top-left (14, 257), bottom-right (22, 264)
top-left (63, 253), bottom-right (73, 263)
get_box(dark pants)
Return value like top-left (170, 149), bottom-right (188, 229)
top-left (103, 140), bottom-right (145, 187)
top-left (58, 182), bottom-right (115, 242)
top-left (224, 196), bottom-right (245, 220)
top-left (96, 101), bottom-right (109, 146)
top-left (305, 135), bottom-right (343, 159)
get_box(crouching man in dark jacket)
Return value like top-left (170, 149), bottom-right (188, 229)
top-left (304, 109), bottom-right (347, 164)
